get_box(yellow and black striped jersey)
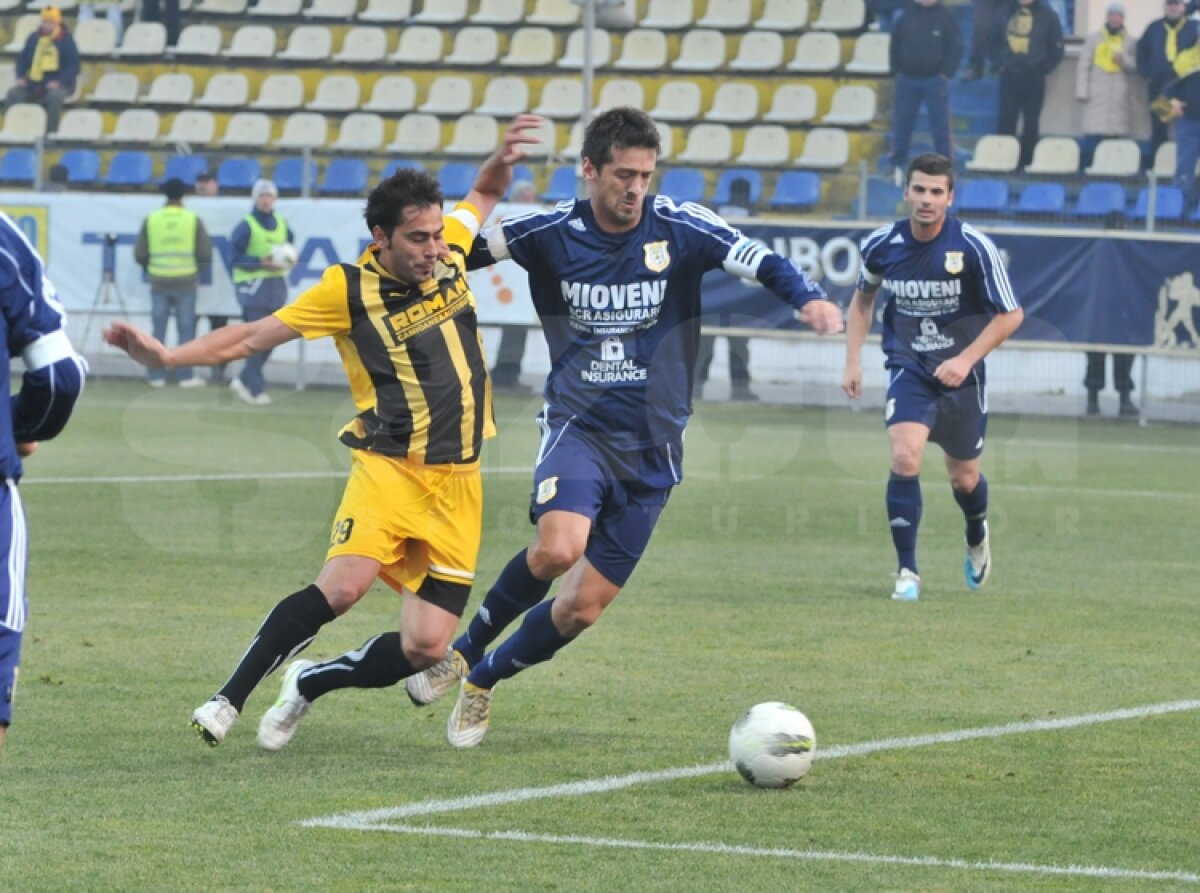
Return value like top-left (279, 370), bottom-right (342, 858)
top-left (276, 202), bottom-right (495, 464)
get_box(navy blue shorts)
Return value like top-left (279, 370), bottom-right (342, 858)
top-left (885, 366), bottom-right (988, 460)
top-left (529, 412), bottom-right (680, 588)
top-left (0, 481), bottom-right (27, 727)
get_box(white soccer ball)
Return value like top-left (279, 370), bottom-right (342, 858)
top-left (269, 243), bottom-right (298, 270)
top-left (728, 701), bottom-right (816, 789)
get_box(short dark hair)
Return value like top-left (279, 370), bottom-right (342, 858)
top-left (581, 107), bottom-right (660, 172)
top-left (906, 153), bottom-right (955, 191)
top-left (364, 168), bottom-right (444, 234)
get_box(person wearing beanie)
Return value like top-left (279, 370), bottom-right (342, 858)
top-left (3, 6), bottom-right (80, 133)
top-left (228, 179), bottom-right (293, 405)
top-left (1138, 0), bottom-right (1200, 158)
top-left (134, 178), bottom-right (213, 389)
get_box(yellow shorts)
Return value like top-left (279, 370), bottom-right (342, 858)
top-left (327, 450), bottom-right (483, 615)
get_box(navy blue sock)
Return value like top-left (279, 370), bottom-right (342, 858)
top-left (953, 474), bottom-right (989, 547)
top-left (454, 549), bottom-right (551, 668)
top-left (467, 600), bottom-right (573, 690)
top-left (886, 472), bottom-right (922, 574)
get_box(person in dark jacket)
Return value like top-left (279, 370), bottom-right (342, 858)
top-left (3, 6), bottom-right (79, 132)
top-left (991, 0), bottom-right (1065, 167)
top-left (1164, 47), bottom-right (1200, 206)
top-left (1137, 0), bottom-right (1200, 159)
top-left (889, 0), bottom-right (963, 174)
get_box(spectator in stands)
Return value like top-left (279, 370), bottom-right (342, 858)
top-left (1137, 0), bottom-right (1200, 161)
top-left (1075, 4), bottom-right (1137, 166)
top-left (3, 7), bottom-right (79, 134)
top-left (1165, 44), bottom-right (1200, 207)
top-left (135, 177), bottom-right (213, 389)
top-left (868, 0), bottom-right (911, 32)
top-left (78, 1), bottom-right (124, 45)
top-left (991, 0), bottom-right (1065, 168)
top-left (964, 0), bottom-right (1009, 80)
top-left (141, 0), bottom-right (181, 47)
top-left (195, 172), bottom-right (218, 196)
top-left (43, 163), bottom-right (68, 193)
top-left (489, 180), bottom-right (540, 395)
top-left (888, 0), bottom-right (963, 178)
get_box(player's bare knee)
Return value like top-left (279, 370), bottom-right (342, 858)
top-left (401, 636), bottom-right (446, 670)
top-left (950, 469), bottom-right (980, 493)
top-left (316, 580), bottom-right (369, 615)
top-left (890, 453), bottom-right (922, 476)
top-left (528, 539), bottom-right (584, 579)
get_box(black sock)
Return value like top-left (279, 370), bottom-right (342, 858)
top-left (216, 584), bottom-right (335, 711)
top-left (297, 632), bottom-right (416, 701)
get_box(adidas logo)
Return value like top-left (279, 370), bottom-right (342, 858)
top-left (890, 233), bottom-right (905, 244)
top-left (568, 218), bottom-right (586, 232)
top-left (889, 518), bottom-right (911, 528)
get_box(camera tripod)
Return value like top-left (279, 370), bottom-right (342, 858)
top-left (79, 260), bottom-right (129, 357)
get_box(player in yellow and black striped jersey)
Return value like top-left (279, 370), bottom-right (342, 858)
top-left (104, 114), bottom-right (543, 752)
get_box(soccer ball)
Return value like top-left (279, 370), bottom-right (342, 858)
top-left (268, 243), bottom-right (298, 270)
top-left (728, 701), bottom-right (816, 789)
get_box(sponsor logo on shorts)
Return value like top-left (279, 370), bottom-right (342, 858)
top-left (885, 398), bottom-right (896, 421)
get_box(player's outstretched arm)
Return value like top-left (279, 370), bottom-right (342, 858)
top-left (104, 317), bottom-right (299, 370)
top-left (841, 287), bottom-right (877, 399)
top-left (796, 299), bottom-right (845, 335)
top-left (465, 114), bottom-right (544, 221)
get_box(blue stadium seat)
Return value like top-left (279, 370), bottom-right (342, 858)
top-left (317, 158), bottom-right (369, 195)
top-left (1192, 200), bottom-right (1200, 224)
top-left (659, 168), bottom-right (707, 204)
top-left (768, 171), bottom-right (821, 210)
top-left (59, 148), bottom-right (100, 187)
top-left (1071, 182), bottom-right (1127, 219)
top-left (161, 154), bottom-right (209, 186)
top-left (1014, 182), bottom-right (1066, 216)
top-left (955, 179), bottom-right (1008, 214)
top-left (273, 157), bottom-right (319, 193)
top-left (1129, 185), bottom-right (1185, 222)
top-left (381, 158), bottom-right (425, 179)
top-left (711, 169), bottom-right (763, 208)
top-left (0, 148), bottom-right (37, 185)
top-left (541, 165), bottom-right (577, 202)
top-left (104, 151), bottom-right (153, 189)
top-left (217, 157), bottom-right (261, 192)
top-left (437, 162), bottom-right (478, 198)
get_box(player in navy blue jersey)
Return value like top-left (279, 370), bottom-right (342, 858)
top-left (405, 107), bottom-right (845, 747)
top-left (841, 153), bottom-right (1023, 602)
top-left (0, 213), bottom-right (87, 750)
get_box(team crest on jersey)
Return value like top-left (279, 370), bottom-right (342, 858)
top-left (944, 251), bottom-right (964, 275)
top-left (643, 241), bottom-right (671, 273)
top-left (536, 476), bottom-right (558, 505)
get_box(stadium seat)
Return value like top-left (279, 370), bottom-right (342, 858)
top-left (1071, 182), bottom-right (1127, 218)
top-left (675, 123), bottom-right (732, 164)
top-left (0, 147), bottom-right (36, 185)
top-left (795, 127), bottom-right (850, 169)
top-left (329, 112), bottom-right (385, 151)
top-left (2, 15), bottom-right (39, 53)
top-left (317, 158), bottom-right (369, 195)
top-left (390, 26), bottom-right (445, 64)
top-left (305, 0), bottom-right (357, 17)
top-left (501, 27), bottom-right (556, 66)
top-left (1129, 185), bottom-right (1185, 222)
top-left (74, 18), bottom-right (116, 57)
top-left (562, 121), bottom-right (585, 159)
top-left (365, 76), bottom-right (418, 114)
top-left (445, 27), bottom-right (500, 66)
top-left (217, 157), bottom-right (262, 192)
top-left (642, 0), bottom-right (694, 29)
top-left (735, 125), bottom-right (790, 165)
top-left (529, 0), bottom-right (580, 26)
top-left (48, 108), bottom-right (102, 143)
top-left (965, 134), bottom-right (1021, 173)
top-left (768, 171), bottom-right (821, 209)
top-left (174, 24), bottom-right (222, 57)
top-left (811, 0), bottom-right (865, 30)
top-left (787, 31), bottom-right (841, 72)
top-left (87, 71), bottom-right (140, 105)
top-left (105, 108), bottom-right (160, 144)
top-left (0, 103), bottom-right (46, 144)
top-left (1085, 138), bottom-right (1141, 177)
top-left (277, 25), bottom-right (331, 62)
top-left (659, 168), bottom-right (707, 204)
top-left (421, 77), bottom-right (475, 116)
top-left (251, 74), bottom-right (305, 111)
top-left (613, 29), bottom-right (669, 70)
top-left (1024, 136), bottom-right (1080, 175)
top-left (822, 85), bottom-right (877, 126)
top-left (1014, 182), bottom-right (1066, 216)
top-left (525, 116), bottom-right (560, 158)
top-left (697, 0), bottom-right (750, 28)
top-left (470, 0), bottom-right (522, 24)
top-left (308, 75), bottom-right (361, 113)
top-left (756, 0), bottom-right (809, 30)
top-left (197, 73), bottom-right (250, 109)
top-left (143, 72), bottom-right (195, 107)
top-left (59, 148), bottom-right (101, 187)
top-left (118, 21), bottom-right (166, 57)
top-left (955, 179), bottom-right (1009, 214)
top-left (195, 0), bottom-right (248, 12)
top-left (333, 27), bottom-right (388, 64)
top-left (381, 159), bottom-right (425, 179)
top-left (729, 31), bottom-right (784, 72)
top-left (220, 112), bottom-right (272, 149)
top-left (541, 165), bottom-right (578, 202)
top-left (672, 30), bottom-right (726, 71)
top-left (845, 32), bottom-right (890, 75)
top-left (656, 122), bottom-right (675, 161)
top-left (359, 0), bottom-right (411, 21)
top-left (763, 84), bottom-right (818, 124)
top-left (161, 154), bottom-right (209, 186)
top-left (595, 79), bottom-right (644, 113)
top-left (443, 114), bottom-right (500, 156)
top-left (413, 0), bottom-right (468, 24)
top-left (387, 114), bottom-right (443, 154)
top-left (163, 110), bottom-right (216, 145)
top-left (273, 157), bottom-right (319, 193)
top-left (534, 78), bottom-right (583, 119)
top-left (705, 83), bottom-right (759, 123)
top-left (558, 28), bottom-right (612, 68)
top-left (224, 25), bottom-right (277, 59)
top-left (275, 113), bottom-right (329, 150)
top-left (649, 81), bottom-right (702, 122)
top-left (248, 0), bottom-right (302, 15)
top-left (103, 151), bottom-right (154, 189)
top-left (712, 169), bottom-right (763, 208)
top-left (1153, 142), bottom-right (1176, 179)
top-left (476, 77), bottom-right (529, 117)
top-left (436, 162), bottom-right (479, 197)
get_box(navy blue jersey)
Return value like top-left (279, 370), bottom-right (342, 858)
top-left (477, 196), bottom-right (825, 448)
top-left (858, 216), bottom-right (1019, 382)
top-left (1, 213), bottom-right (86, 481)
